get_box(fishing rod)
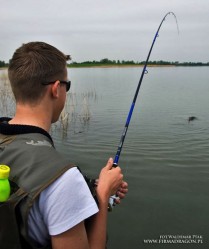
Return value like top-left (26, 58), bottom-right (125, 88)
top-left (109, 12), bottom-right (179, 209)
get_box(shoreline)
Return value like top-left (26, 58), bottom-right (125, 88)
top-left (1, 64), bottom-right (209, 70)
top-left (1, 65), bottom-right (175, 70)
top-left (67, 64), bottom-right (176, 68)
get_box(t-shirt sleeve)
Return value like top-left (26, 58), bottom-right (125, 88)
top-left (39, 167), bottom-right (99, 236)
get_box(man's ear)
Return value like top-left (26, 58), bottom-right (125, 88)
top-left (51, 80), bottom-right (60, 98)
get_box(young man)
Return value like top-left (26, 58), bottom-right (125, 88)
top-left (0, 42), bottom-right (128, 249)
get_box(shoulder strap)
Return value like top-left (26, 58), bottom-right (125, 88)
top-left (0, 187), bottom-right (28, 249)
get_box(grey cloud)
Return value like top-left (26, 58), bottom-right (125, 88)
top-left (0, 0), bottom-right (209, 62)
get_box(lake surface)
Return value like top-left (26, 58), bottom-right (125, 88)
top-left (1, 67), bottom-right (209, 248)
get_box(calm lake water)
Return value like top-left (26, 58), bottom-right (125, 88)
top-left (1, 67), bottom-right (209, 248)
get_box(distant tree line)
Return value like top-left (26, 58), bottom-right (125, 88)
top-left (68, 59), bottom-right (209, 67)
top-left (0, 60), bottom-right (8, 67)
top-left (1, 59), bottom-right (209, 68)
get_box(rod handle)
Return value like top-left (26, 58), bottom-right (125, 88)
top-left (113, 162), bottom-right (118, 168)
top-left (108, 161), bottom-right (119, 211)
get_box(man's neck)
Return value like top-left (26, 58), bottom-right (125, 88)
top-left (9, 103), bottom-right (52, 132)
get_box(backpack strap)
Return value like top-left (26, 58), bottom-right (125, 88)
top-left (0, 187), bottom-right (28, 249)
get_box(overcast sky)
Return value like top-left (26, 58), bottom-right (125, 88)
top-left (1, 0), bottom-right (209, 63)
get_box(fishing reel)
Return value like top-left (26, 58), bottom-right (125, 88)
top-left (108, 195), bottom-right (120, 211)
top-left (84, 174), bottom-right (120, 211)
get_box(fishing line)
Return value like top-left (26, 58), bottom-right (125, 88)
top-left (108, 12), bottom-right (179, 210)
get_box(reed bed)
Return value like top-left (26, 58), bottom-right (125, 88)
top-left (0, 72), bottom-right (15, 117)
top-left (53, 90), bottom-right (96, 135)
top-left (0, 72), bottom-right (96, 136)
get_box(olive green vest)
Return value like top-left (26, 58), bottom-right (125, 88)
top-left (0, 132), bottom-right (75, 249)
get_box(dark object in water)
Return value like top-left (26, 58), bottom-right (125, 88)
top-left (188, 116), bottom-right (198, 122)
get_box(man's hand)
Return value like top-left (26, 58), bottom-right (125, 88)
top-left (96, 158), bottom-right (123, 204)
top-left (114, 181), bottom-right (128, 204)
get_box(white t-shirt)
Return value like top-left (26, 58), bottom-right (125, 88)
top-left (28, 167), bottom-right (99, 247)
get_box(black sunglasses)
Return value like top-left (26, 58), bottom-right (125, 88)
top-left (42, 80), bottom-right (71, 92)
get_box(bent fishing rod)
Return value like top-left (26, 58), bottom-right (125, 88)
top-left (113, 12), bottom-right (178, 167)
top-left (109, 12), bottom-right (179, 209)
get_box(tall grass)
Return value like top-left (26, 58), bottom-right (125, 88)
top-left (54, 90), bottom-right (96, 135)
top-left (0, 71), bottom-right (96, 136)
top-left (0, 71), bottom-right (15, 117)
